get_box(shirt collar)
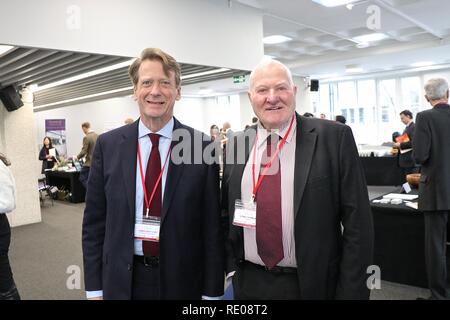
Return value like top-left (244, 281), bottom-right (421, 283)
top-left (138, 117), bottom-right (174, 140)
top-left (256, 115), bottom-right (296, 149)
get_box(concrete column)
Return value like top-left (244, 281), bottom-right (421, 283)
top-left (0, 88), bottom-right (41, 227)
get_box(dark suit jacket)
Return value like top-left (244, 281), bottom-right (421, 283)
top-left (398, 122), bottom-right (416, 168)
top-left (82, 118), bottom-right (224, 299)
top-left (38, 146), bottom-right (58, 174)
top-left (221, 114), bottom-right (374, 299)
top-left (413, 104), bottom-right (450, 211)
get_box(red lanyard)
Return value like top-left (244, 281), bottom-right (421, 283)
top-left (251, 115), bottom-right (295, 201)
top-left (137, 140), bottom-right (171, 218)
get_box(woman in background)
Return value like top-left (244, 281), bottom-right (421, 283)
top-left (38, 136), bottom-right (58, 173)
top-left (0, 153), bottom-right (20, 300)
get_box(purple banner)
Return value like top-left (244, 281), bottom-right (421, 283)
top-left (45, 119), bottom-right (67, 157)
top-left (45, 119), bottom-right (66, 131)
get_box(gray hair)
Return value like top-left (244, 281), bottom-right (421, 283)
top-left (424, 78), bottom-right (449, 100)
top-left (248, 58), bottom-right (294, 90)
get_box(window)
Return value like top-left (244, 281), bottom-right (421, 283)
top-left (337, 81), bottom-right (357, 118)
top-left (401, 76), bottom-right (421, 116)
top-left (349, 109), bottom-right (355, 123)
top-left (381, 106), bottom-right (389, 122)
top-left (359, 108), bottom-right (364, 123)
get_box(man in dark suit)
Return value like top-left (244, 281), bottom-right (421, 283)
top-left (393, 110), bottom-right (419, 176)
top-left (82, 48), bottom-right (224, 300)
top-left (221, 59), bottom-right (374, 300)
top-left (413, 78), bottom-right (450, 300)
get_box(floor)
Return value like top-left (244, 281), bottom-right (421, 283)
top-left (8, 186), bottom-right (431, 300)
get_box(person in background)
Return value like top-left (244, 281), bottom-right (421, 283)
top-left (0, 153), bottom-right (20, 300)
top-left (393, 110), bottom-right (419, 176)
top-left (222, 122), bottom-right (233, 139)
top-left (222, 59), bottom-right (373, 299)
top-left (82, 47), bottom-right (224, 300)
top-left (210, 124), bottom-right (220, 141)
top-left (320, 113), bottom-right (326, 119)
top-left (413, 78), bottom-right (450, 300)
top-left (75, 122), bottom-right (98, 189)
top-left (124, 118), bottom-right (134, 125)
top-left (38, 136), bottom-right (59, 174)
top-left (335, 115), bottom-right (346, 124)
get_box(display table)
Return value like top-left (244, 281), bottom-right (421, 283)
top-left (360, 156), bottom-right (404, 186)
top-left (371, 191), bottom-right (450, 288)
top-left (45, 170), bottom-right (86, 203)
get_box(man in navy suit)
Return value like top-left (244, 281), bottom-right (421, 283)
top-left (82, 48), bottom-right (224, 300)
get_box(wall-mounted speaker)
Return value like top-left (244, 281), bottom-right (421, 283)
top-left (310, 79), bottom-right (319, 92)
top-left (0, 85), bottom-right (24, 112)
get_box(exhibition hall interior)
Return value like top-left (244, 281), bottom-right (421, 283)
top-left (1, 0), bottom-right (450, 300)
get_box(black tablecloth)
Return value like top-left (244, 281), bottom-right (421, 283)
top-left (371, 191), bottom-right (450, 288)
top-left (360, 156), bottom-right (405, 186)
top-left (46, 171), bottom-right (86, 203)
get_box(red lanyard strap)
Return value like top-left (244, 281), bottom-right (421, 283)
top-left (137, 140), bottom-right (171, 217)
top-left (251, 115), bottom-right (295, 200)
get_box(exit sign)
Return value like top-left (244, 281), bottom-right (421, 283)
top-left (233, 75), bottom-right (246, 83)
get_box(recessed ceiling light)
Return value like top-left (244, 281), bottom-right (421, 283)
top-left (352, 33), bottom-right (389, 43)
top-left (356, 42), bottom-right (370, 49)
top-left (263, 35), bottom-right (292, 45)
top-left (311, 0), bottom-right (359, 7)
top-left (410, 61), bottom-right (434, 67)
top-left (345, 64), bottom-right (363, 73)
top-left (0, 45), bottom-right (14, 55)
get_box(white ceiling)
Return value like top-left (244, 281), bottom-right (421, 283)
top-left (234, 0), bottom-right (450, 79)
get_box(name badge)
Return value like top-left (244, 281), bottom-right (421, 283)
top-left (233, 199), bottom-right (256, 229)
top-left (134, 216), bottom-right (160, 242)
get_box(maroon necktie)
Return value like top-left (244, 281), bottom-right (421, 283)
top-left (142, 133), bottom-right (162, 257)
top-left (256, 134), bottom-right (284, 269)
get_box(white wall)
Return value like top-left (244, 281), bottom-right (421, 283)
top-left (0, 0), bottom-right (263, 71)
top-left (294, 76), bottom-right (312, 115)
top-left (239, 92), bottom-right (256, 129)
top-left (34, 95), bottom-right (210, 158)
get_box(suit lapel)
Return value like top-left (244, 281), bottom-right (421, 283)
top-left (230, 127), bottom-right (256, 242)
top-left (161, 118), bottom-right (184, 224)
top-left (120, 121), bottom-right (139, 219)
top-left (293, 114), bottom-right (317, 219)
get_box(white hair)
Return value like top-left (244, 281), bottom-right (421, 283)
top-left (424, 78), bottom-right (449, 100)
top-left (248, 58), bottom-right (294, 90)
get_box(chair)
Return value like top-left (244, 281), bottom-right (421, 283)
top-left (38, 176), bottom-right (54, 206)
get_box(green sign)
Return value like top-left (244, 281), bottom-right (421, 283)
top-left (233, 75), bottom-right (246, 83)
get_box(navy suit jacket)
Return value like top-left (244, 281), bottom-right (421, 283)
top-left (222, 114), bottom-right (374, 299)
top-left (398, 122), bottom-right (416, 168)
top-left (82, 117), bottom-right (224, 299)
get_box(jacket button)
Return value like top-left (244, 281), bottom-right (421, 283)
top-left (127, 264), bottom-right (132, 271)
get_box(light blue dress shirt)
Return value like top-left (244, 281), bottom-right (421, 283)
top-left (134, 118), bottom-right (173, 256)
